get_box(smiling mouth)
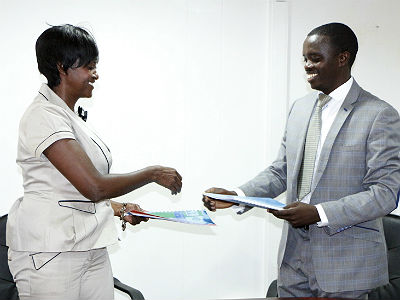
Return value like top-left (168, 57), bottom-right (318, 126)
top-left (88, 82), bottom-right (94, 88)
top-left (306, 73), bottom-right (318, 81)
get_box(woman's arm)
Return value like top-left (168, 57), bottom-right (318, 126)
top-left (43, 138), bottom-right (182, 202)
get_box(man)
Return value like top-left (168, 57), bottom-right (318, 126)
top-left (203, 23), bottom-right (400, 299)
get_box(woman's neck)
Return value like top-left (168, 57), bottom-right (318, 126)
top-left (52, 84), bottom-right (78, 111)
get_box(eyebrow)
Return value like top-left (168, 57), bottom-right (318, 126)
top-left (303, 52), bottom-right (323, 59)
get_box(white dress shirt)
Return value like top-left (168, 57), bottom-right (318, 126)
top-left (234, 77), bottom-right (354, 227)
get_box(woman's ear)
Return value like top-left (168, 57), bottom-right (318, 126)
top-left (57, 63), bottom-right (67, 76)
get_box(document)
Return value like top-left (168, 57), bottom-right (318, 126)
top-left (203, 193), bottom-right (285, 210)
top-left (126, 209), bottom-right (216, 226)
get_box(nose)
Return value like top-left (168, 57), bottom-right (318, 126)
top-left (304, 60), bottom-right (313, 70)
top-left (92, 69), bottom-right (99, 80)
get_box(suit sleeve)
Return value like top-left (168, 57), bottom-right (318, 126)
top-left (321, 105), bottom-right (400, 231)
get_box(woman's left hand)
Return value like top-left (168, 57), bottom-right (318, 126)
top-left (123, 203), bottom-right (149, 226)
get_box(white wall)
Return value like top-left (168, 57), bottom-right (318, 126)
top-left (0, 1), bottom-right (278, 299)
top-left (1, 1), bottom-right (400, 299)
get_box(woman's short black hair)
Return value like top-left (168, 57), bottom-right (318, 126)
top-left (36, 24), bottom-right (98, 88)
top-left (308, 22), bottom-right (358, 68)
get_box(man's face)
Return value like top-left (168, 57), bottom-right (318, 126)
top-left (302, 34), bottom-right (345, 95)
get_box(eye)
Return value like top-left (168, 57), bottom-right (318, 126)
top-left (86, 62), bottom-right (97, 71)
top-left (309, 55), bottom-right (322, 63)
top-left (88, 65), bottom-right (96, 71)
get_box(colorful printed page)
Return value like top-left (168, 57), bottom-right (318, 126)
top-left (126, 209), bottom-right (216, 226)
top-left (203, 193), bottom-right (285, 210)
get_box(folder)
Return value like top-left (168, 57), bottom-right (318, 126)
top-left (203, 193), bottom-right (285, 210)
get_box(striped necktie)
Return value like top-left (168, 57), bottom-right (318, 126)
top-left (297, 93), bottom-right (332, 200)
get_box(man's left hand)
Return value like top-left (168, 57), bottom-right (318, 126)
top-left (269, 202), bottom-right (320, 228)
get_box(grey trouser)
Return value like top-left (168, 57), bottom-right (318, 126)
top-left (8, 247), bottom-right (114, 300)
top-left (278, 227), bottom-right (369, 299)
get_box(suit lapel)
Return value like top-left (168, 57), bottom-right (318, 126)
top-left (291, 93), bottom-right (318, 196)
top-left (310, 80), bottom-right (362, 193)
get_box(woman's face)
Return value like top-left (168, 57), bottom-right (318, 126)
top-left (64, 60), bottom-right (99, 99)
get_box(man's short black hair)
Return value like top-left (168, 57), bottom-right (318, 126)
top-left (36, 24), bottom-right (98, 88)
top-left (308, 23), bottom-right (358, 68)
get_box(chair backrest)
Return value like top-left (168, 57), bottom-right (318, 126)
top-left (266, 279), bottom-right (277, 297)
top-left (0, 214), bottom-right (19, 300)
top-left (368, 214), bottom-right (400, 299)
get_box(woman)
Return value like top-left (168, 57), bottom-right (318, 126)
top-left (6, 24), bottom-right (182, 300)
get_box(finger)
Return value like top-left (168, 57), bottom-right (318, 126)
top-left (171, 178), bottom-right (181, 190)
top-left (273, 208), bottom-right (293, 217)
top-left (139, 216), bottom-right (148, 223)
top-left (132, 217), bottom-right (142, 225)
top-left (203, 196), bottom-right (211, 201)
top-left (202, 197), bottom-right (213, 204)
top-left (174, 180), bottom-right (182, 191)
top-left (203, 199), bottom-right (214, 210)
top-left (175, 170), bottom-right (182, 181)
top-left (167, 182), bottom-right (178, 194)
top-left (270, 209), bottom-right (291, 220)
top-left (204, 188), bottom-right (213, 193)
top-left (270, 210), bottom-right (279, 217)
top-left (272, 213), bottom-right (289, 221)
top-left (171, 182), bottom-right (180, 194)
top-left (135, 216), bottom-right (148, 225)
top-left (128, 204), bottom-right (142, 213)
top-left (126, 215), bottom-right (143, 225)
top-left (205, 187), bottom-right (219, 194)
top-left (174, 178), bottom-right (182, 193)
top-left (284, 202), bottom-right (298, 209)
top-left (203, 199), bottom-right (215, 211)
top-left (124, 215), bottom-right (133, 223)
top-left (209, 200), bottom-right (216, 210)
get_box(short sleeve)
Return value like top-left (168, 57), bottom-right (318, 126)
top-left (19, 104), bottom-right (76, 159)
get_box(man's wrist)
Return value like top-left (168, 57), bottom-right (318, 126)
top-left (233, 188), bottom-right (244, 197)
top-left (315, 204), bottom-right (329, 227)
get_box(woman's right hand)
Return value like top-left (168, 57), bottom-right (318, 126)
top-left (149, 165), bottom-right (182, 195)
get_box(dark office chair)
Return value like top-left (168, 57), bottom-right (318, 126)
top-left (0, 214), bottom-right (145, 300)
top-left (368, 214), bottom-right (400, 299)
top-left (266, 214), bottom-right (400, 299)
top-left (266, 279), bottom-right (277, 298)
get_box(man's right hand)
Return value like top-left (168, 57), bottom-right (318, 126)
top-left (202, 187), bottom-right (237, 211)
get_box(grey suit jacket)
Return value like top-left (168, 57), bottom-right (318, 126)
top-left (240, 80), bottom-right (400, 292)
